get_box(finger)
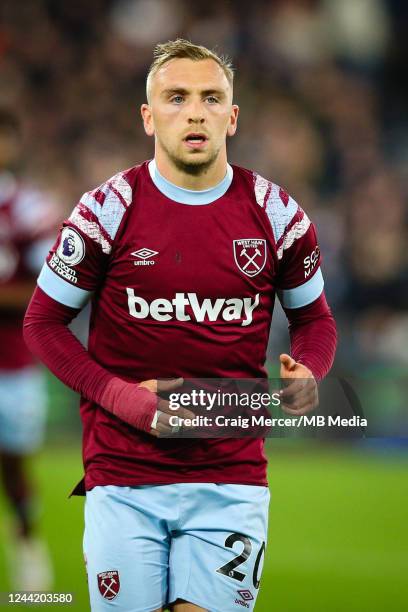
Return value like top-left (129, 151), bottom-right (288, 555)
top-left (149, 409), bottom-right (174, 433)
top-left (155, 408), bottom-right (197, 434)
top-left (149, 419), bottom-right (174, 437)
top-left (139, 378), bottom-right (184, 394)
top-left (281, 401), bottom-right (317, 416)
top-left (281, 404), bottom-right (302, 415)
top-left (281, 391), bottom-right (318, 414)
top-left (281, 385), bottom-right (316, 408)
top-left (149, 412), bottom-right (173, 437)
top-left (280, 353), bottom-right (297, 371)
top-left (157, 378), bottom-right (184, 393)
top-left (139, 379), bottom-right (158, 393)
top-left (155, 422), bottom-right (174, 436)
top-left (280, 379), bottom-right (306, 399)
top-left (281, 391), bottom-right (317, 413)
top-left (176, 407), bottom-right (196, 423)
top-left (282, 376), bottom-right (316, 392)
top-left (158, 411), bottom-right (176, 429)
top-left (280, 381), bottom-right (315, 405)
top-left (156, 409), bottom-right (183, 428)
top-left (157, 398), bottom-right (195, 421)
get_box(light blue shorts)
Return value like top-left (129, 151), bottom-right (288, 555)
top-left (84, 483), bottom-right (270, 612)
top-left (0, 367), bottom-right (47, 454)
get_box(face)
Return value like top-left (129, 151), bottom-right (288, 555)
top-left (141, 58), bottom-right (239, 175)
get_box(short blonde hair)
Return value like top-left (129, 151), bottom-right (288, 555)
top-left (146, 39), bottom-right (234, 101)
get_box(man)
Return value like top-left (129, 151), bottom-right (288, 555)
top-left (24, 40), bottom-right (336, 611)
top-left (0, 109), bottom-right (54, 590)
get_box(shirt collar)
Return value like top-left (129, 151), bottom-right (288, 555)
top-left (148, 159), bottom-right (233, 205)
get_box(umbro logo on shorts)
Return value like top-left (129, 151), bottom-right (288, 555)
top-left (131, 247), bottom-right (158, 266)
top-left (235, 589), bottom-right (254, 608)
top-left (237, 589), bottom-right (254, 601)
top-left (97, 570), bottom-right (120, 600)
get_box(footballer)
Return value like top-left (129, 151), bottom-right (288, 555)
top-left (0, 109), bottom-right (55, 590)
top-left (24, 40), bottom-right (336, 611)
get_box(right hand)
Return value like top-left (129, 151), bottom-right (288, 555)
top-left (139, 378), bottom-right (195, 437)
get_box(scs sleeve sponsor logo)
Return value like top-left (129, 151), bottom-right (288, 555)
top-left (303, 245), bottom-right (320, 278)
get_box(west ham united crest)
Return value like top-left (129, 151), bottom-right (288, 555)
top-left (233, 239), bottom-right (266, 278)
top-left (97, 570), bottom-right (120, 600)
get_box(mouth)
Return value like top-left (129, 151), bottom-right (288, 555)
top-left (183, 133), bottom-right (208, 149)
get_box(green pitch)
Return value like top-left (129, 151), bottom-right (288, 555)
top-left (0, 442), bottom-right (407, 611)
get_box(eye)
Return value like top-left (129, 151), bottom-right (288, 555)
top-left (171, 95), bottom-right (184, 104)
top-left (206, 96), bottom-right (219, 104)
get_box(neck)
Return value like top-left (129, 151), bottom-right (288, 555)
top-left (154, 147), bottom-right (228, 190)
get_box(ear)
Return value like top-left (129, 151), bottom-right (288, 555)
top-left (141, 104), bottom-right (154, 136)
top-left (227, 104), bottom-right (239, 137)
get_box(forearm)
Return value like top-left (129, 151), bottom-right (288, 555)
top-left (23, 286), bottom-right (157, 432)
top-left (284, 293), bottom-right (337, 381)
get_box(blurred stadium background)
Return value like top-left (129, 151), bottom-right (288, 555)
top-left (0, 0), bottom-right (407, 610)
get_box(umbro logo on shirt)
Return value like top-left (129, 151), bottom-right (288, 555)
top-left (131, 248), bottom-right (158, 266)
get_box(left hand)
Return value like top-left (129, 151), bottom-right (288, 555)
top-left (279, 354), bottom-right (319, 415)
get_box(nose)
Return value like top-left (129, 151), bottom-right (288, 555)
top-left (188, 115), bottom-right (205, 125)
top-left (188, 117), bottom-right (205, 124)
top-left (187, 100), bottom-right (205, 124)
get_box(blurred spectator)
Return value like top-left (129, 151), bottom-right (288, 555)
top-left (0, 109), bottom-right (57, 589)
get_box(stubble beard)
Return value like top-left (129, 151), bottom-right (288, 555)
top-left (159, 138), bottom-right (221, 177)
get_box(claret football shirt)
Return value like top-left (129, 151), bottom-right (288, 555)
top-left (0, 171), bottom-right (56, 370)
top-left (37, 160), bottom-right (324, 489)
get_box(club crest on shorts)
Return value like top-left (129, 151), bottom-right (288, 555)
top-left (57, 227), bottom-right (85, 266)
top-left (233, 239), bottom-right (266, 277)
top-left (97, 570), bottom-right (120, 600)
